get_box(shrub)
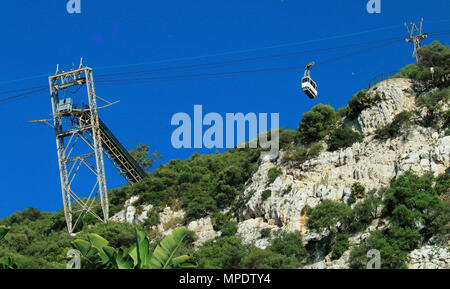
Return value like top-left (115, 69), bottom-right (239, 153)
top-left (268, 232), bottom-right (307, 263)
top-left (443, 110), bottom-right (450, 128)
top-left (278, 128), bottom-right (297, 149)
top-left (308, 143), bottom-right (323, 158)
top-left (281, 146), bottom-right (308, 164)
top-left (260, 228), bottom-right (271, 239)
top-left (307, 200), bottom-right (352, 231)
top-left (331, 234), bottom-right (350, 260)
top-left (221, 221), bottom-right (238, 236)
top-left (267, 168), bottom-right (282, 184)
top-left (240, 249), bottom-right (300, 269)
top-left (375, 111), bottom-right (412, 140)
top-left (297, 104), bottom-right (337, 144)
top-left (351, 183), bottom-right (366, 199)
top-left (212, 213), bottom-right (231, 231)
top-left (337, 106), bottom-right (348, 118)
top-left (143, 208), bottom-right (160, 228)
top-left (348, 192), bottom-right (381, 232)
top-left (393, 41), bottom-right (450, 87)
top-left (186, 195), bottom-right (217, 219)
top-left (261, 190), bottom-right (272, 202)
top-left (347, 90), bottom-right (376, 120)
top-left (327, 128), bottom-right (364, 151)
top-left (349, 230), bottom-right (410, 269)
top-left (418, 88), bottom-right (449, 112)
top-left (195, 236), bottom-right (248, 269)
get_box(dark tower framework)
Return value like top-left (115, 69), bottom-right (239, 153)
top-left (405, 18), bottom-right (428, 62)
top-left (49, 67), bottom-right (108, 234)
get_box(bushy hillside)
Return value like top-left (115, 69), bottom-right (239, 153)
top-left (1, 41), bottom-right (449, 269)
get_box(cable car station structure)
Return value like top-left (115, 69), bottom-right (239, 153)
top-left (48, 66), bottom-right (146, 234)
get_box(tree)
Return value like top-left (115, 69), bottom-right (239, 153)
top-left (129, 142), bottom-right (162, 171)
top-left (307, 200), bottom-right (352, 232)
top-left (268, 232), bottom-right (307, 263)
top-left (297, 104), bottom-right (337, 145)
top-left (347, 90), bottom-right (376, 120)
top-left (327, 127), bottom-right (364, 151)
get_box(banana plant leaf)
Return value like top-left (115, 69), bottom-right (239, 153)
top-left (0, 225), bottom-right (9, 241)
top-left (149, 226), bottom-right (188, 269)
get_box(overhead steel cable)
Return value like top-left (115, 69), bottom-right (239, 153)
top-left (94, 36), bottom-right (406, 80)
top-left (0, 87), bottom-right (48, 105)
top-left (94, 38), bottom-right (404, 86)
top-left (95, 23), bottom-right (406, 71)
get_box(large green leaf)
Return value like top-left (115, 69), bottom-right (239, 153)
top-left (129, 229), bottom-right (151, 269)
top-left (0, 256), bottom-right (18, 269)
top-left (88, 233), bottom-right (109, 249)
top-left (149, 226), bottom-right (188, 269)
top-left (115, 249), bottom-right (134, 269)
top-left (171, 255), bottom-right (197, 269)
top-left (72, 239), bottom-right (95, 257)
top-left (0, 225), bottom-right (9, 241)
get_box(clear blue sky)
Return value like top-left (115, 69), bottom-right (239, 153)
top-left (0, 0), bottom-right (449, 218)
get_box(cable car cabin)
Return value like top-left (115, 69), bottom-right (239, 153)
top-left (56, 98), bottom-right (73, 115)
top-left (301, 76), bottom-right (318, 99)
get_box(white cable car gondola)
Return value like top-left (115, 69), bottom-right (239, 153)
top-left (301, 62), bottom-right (318, 99)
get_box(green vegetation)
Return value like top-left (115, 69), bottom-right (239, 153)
top-left (394, 41), bottom-right (450, 88)
top-left (1, 42), bottom-right (449, 269)
top-left (261, 190), bottom-right (272, 201)
top-left (281, 143), bottom-right (323, 164)
top-left (331, 234), bottom-right (349, 260)
top-left (375, 111), bottom-right (413, 140)
top-left (220, 221), bottom-right (238, 236)
top-left (72, 227), bottom-right (195, 269)
top-left (327, 127), bottom-right (364, 151)
top-left (129, 142), bottom-right (162, 171)
top-left (297, 104), bottom-right (337, 145)
top-left (278, 128), bottom-right (297, 149)
top-left (194, 232), bottom-right (307, 269)
top-left (307, 200), bottom-right (351, 232)
top-left (267, 168), bottom-right (282, 184)
top-left (347, 90), bottom-right (377, 120)
top-left (110, 147), bottom-right (261, 221)
top-left (349, 172), bottom-right (450, 268)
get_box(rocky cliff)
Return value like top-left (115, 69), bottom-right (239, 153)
top-left (111, 78), bottom-right (450, 269)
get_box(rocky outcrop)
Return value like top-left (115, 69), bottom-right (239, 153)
top-left (240, 79), bottom-right (449, 240)
top-left (408, 246), bottom-right (450, 269)
top-left (110, 196), bottom-right (153, 224)
top-left (187, 216), bottom-right (221, 247)
top-left (111, 78), bottom-right (449, 268)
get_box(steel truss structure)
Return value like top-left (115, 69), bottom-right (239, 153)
top-left (49, 67), bottom-right (108, 234)
top-left (405, 18), bottom-right (428, 62)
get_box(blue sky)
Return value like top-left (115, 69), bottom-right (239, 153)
top-left (0, 0), bottom-right (449, 218)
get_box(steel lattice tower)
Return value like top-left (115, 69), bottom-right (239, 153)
top-left (405, 18), bottom-right (428, 63)
top-left (49, 67), bottom-right (108, 234)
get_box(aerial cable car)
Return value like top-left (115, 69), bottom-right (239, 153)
top-left (302, 61), bottom-right (318, 99)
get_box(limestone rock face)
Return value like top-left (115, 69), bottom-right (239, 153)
top-left (354, 78), bottom-right (416, 134)
top-left (236, 218), bottom-right (280, 249)
top-left (240, 79), bottom-right (449, 240)
top-left (110, 196), bottom-right (153, 224)
top-left (408, 246), bottom-right (450, 269)
top-left (111, 78), bottom-right (449, 268)
top-left (187, 216), bottom-right (221, 247)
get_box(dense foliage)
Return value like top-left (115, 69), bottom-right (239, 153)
top-left (394, 41), bottom-right (450, 88)
top-left (327, 127), bottom-right (364, 151)
top-left (347, 90), bottom-right (377, 120)
top-left (297, 104), bottom-right (337, 145)
top-left (375, 111), bottom-right (413, 140)
top-left (194, 232), bottom-right (307, 269)
top-left (349, 172), bottom-right (450, 268)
